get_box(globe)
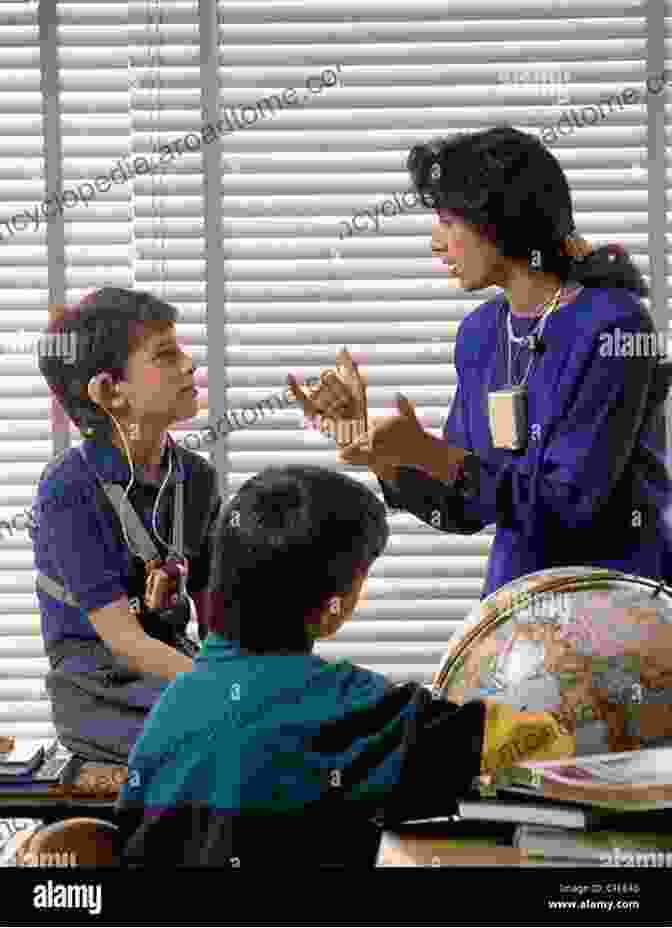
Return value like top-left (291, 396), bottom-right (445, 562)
top-left (433, 567), bottom-right (672, 756)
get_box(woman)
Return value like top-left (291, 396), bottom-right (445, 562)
top-left (289, 125), bottom-right (672, 599)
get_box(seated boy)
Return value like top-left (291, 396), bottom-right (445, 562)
top-left (115, 465), bottom-right (575, 869)
top-left (31, 288), bottom-right (221, 764)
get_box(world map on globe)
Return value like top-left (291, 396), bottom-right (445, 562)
top-left (435, 568), bottom-right (672, 756)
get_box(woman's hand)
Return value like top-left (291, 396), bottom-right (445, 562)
top-left (287, 347), bottom-right (367, 423)
top-left (338, 394), bottom-right (429, 476)
top-left (341, 394), bottom-right (470, 485)
top-left (338, 434), bottom-right (404, 483)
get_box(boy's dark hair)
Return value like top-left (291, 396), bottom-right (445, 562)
top-left (208, 466), bottom-right (390, 653)
top-left (407, 124), bottom-right (649, 297)
top-left (38, 287), bottom-right (177, 442)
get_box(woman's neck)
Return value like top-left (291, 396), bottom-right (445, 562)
top-left (506, 282), bottom-right (582, 317)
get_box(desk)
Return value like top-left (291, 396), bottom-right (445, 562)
top-left (0, 762), bottom-right (125, 825)
top-left (0, 796), bottom-right (118, 826)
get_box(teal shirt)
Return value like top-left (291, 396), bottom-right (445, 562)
top-left (115, 633), bottom-right (485, 867)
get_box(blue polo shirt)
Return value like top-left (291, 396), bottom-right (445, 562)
top-left (30, 434), bottom-right (221, 648)
top-left (380, 286), bottom-right (672, 597)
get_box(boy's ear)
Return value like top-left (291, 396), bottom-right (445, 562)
top-left (87, 372), bottom-right (124, 408)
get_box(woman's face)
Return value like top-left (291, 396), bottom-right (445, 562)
top-left (432, 210), bottom-right (506, 291)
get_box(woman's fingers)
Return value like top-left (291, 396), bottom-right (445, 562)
top-left (318, 370), bottom-right (356, 416)
top-left (336, 347), bottom-right (366, 391)
top-left (288, 370), bottom-right (354, 418)
top-left (335, 348), bottom-right (367, 419)
top-left (287, 373), bottom-right (321, 417)
top-left (288, 349), bottom-right (365, 422)
top-left (305, 373), bottom-right (358, 419)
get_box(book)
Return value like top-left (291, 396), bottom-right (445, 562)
top-left (462, 790), bottom-right (672, 832)
top-left (513, 823), bottom-right (672, 864)
top-left (458, 799), bottom-right (587, 830)
top-left (496, 784), bottom-right (672, 814)
top-left (489, 745), bottom-right (672, 805)
top-left (0, 743), bottom-right (76, 787)
top-left (2, 753), bottom-right (77, 785)
top-left (0, 738), bottom-right (58, 778)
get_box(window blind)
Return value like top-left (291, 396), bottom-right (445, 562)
top-left (0, 0), bottom-right (665, 747)
top-left (0, 1), bottom-right (49, 741)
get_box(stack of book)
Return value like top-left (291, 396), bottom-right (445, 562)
top-left (0, 737), bottom-right (78, 790)
top-left (450, 746), bottom-right (672, 865)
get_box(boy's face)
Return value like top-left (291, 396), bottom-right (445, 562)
top-left (122, 323), bottom-right (199, 429)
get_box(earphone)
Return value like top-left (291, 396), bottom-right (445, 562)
top-left (89, 371), bottom-right (113, 390)
top-left (86, 370), bottom-right (177, 564)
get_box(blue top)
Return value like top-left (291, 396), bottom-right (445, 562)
top-left (114, 633), bottom-right (486, 867)
top-left (30, 434), bottom-right (221, 649)
top-left (380, 286), bottom-right (672, 598)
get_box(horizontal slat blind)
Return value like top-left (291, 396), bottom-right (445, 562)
top-left (665, 1), bottom-right (672, 362)
top-left (0, 1), bottom-right (52, 740)
top-left (129, 0), bottom-right (209, 443)
top-left (662, 2), bottom-right (672, 474)
top-left (216, 0), bottom-right (653, 681)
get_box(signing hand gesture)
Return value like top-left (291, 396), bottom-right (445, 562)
top-left (338, 394), bottom-right (429, 475)
top-left (287, 347), bottom-right (368, 425)
top-left (341, 394), bottom-right (469, 486)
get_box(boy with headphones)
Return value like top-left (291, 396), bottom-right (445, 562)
top-left (31, 288), bottom-right (221, 763)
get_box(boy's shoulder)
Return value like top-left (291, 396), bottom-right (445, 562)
top-left (35, 440), bottom-right (218, 510)
top-left (175, 442), bottom-right (218, 485)
top-left (321, 658), bottom-right (428, 707)
top-left (173, 444), bottom-right (219, 518)
top-left (36, 445), bottom-right (95, 509)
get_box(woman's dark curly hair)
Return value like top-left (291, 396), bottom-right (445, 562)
top-left (38, 287), bottom-right (178, 442)
top-left (208, 466), bottom-right (390, 653)
top-left (407, 124), bottom-right (648, 297)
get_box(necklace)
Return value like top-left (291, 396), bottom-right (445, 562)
top-left (505, 285), bottom-right (566, 387)
top-left (506, 283), bottom-right (582, 330)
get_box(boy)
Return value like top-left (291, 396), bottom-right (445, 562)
top-left (31, 288), bottom-right (221, 763)
top-left (115, 464), bottom-right (574, 868)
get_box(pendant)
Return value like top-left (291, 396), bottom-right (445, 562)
top-left (488, 386), bottom-right (528, 451)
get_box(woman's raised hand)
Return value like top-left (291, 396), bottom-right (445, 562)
top-left (287, 347), bottom-right (368, 425)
